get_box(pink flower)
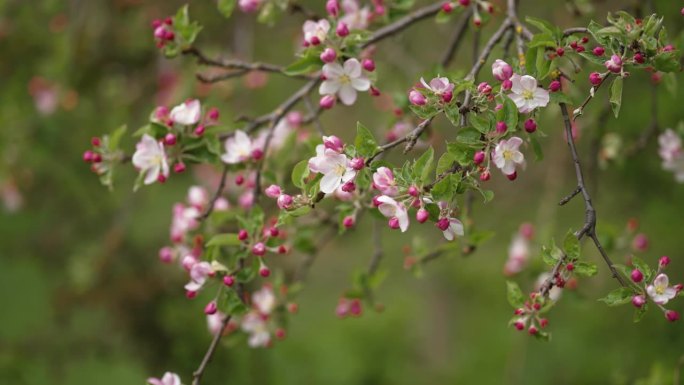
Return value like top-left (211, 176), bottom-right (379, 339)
top-left (442, 218), bottom-right (464, 241)
top-left (170, 99), bottom-right (201, 125)
top-left (376, 195), bottom-right (409, 232)
top-left (253, 286), bottom-right (276, 315)
top-left (647, 274), bottom-right (677, 305)
top-left (340, 0), bottom-right (371, 30)
top-left (207, 311), bottom-right (227, 335)
top-left (658, 129), bottom-right (684, 182)
top-left (372, 167), bottom-right (398, 196)
top-left (408, 89), bottom-right (427, 106)
top-left (508, 75), bottom-right (549, 113)
top-left (492, 59), bottom-right (513, 81)
top-left (170, 203), bottom-right (200, 242)
top-left (147, 372), bottom-right (181, 385)
top-left (319, 58), bottom-right (371, 106)
top-left (604, 54), bottom-right (623, 73)
top-left (308, 145), bottom-right (356, 194)
top-left (187, 186), bottom-right (209, 209)
top-left (132, 134), bottom-right (170, 185)
top-left (492, 137), bottom-right (525, 176)
top-left (241, 311), bottom-right (271, 348)
top-left (264, 185), bottom-right (282, 199)
top-left (420, 76), bottom-right (454, 96)
top-left (302, 19), bottom-right (330, 45)
top-left (184, 261), bottom-right (213, 292)
top-left (221, 130), bottom-right (254, 164)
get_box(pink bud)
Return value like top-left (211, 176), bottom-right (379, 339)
top-left (336, 22), bottom-right (349, 37)
top-left (480, 170), bottom-right (491, 181)
top-left (631, 269), bottom-right (643, 283)
top-left (566, 263), bottom-right (575, 271)
top-left (495, 121), bottom-right (507, 134)
top-left (265, 184), bottom-right (282, 199)
top-left (341, 181), bottom-right (356, 193)
top-left (349, 299), bottom-right (362, 316)
top-left (159, 247), bottom-right (174, 263)
top-left (251, 148), bottom-right (264, 161)
top-left (416, 208), bottom-right (429, 223)
top-left (492, 59), bottom-right (513, 81)
top-left (441, 91), bottom-right (453, 103)
top-left (675, 284), bottom-right (683, 293)
top-left (634, 52), bottom-right (645, 64)
top-left (524, 119), bottom-right (537, 133)
top-left (320, 95), bottom-right (336, 109)
top-left (632, 295), bottom-right (646, 308)
top-left (350, 157), bottom-right (365, 170)
top-left (370, 87), bottom-right (381, 96)
top-left (632, 233), bottom-right (649, 251)
top-left (501, 79), bottom-right (513, 90)
top-left (186, 290), bottom-right (197, 299)
top-left (506, 171), bottom-right (517, 181)
top-left (528, 325), bottom-right (538, 335)
top-left (259, 265), bottom-right (271, 278)
top-left (268, 227), bottom-right (279, 237)
top-left (238, 229), bottom-right (249, 240)
top-left (473, 151), bottom-right (486, 164)
top-left (252, 242), bottom-right (266, 256)
top-left (459, 0), bottom-right (470, 5)
top-left (589, 72), bottom-right (602, 86)
top-left (320, 48), bottom-right (337, 63)
top-left (605, 54), bottom-right (623, 73)
top-left (436, 218), bottom-right (450, 231)
top-left (409, 89), bottom-right (426, 106)
top-left (204, 301), bottom-right (218, 315)
top-left (666, 310), bottom-right (680, 322)
top-left (593, 46), bottom-right (605, 56)
top-left (388, 217), bottom-right (400, 229)
top-left (549, 80), bottom-right (561, 92)
top-left (663, 45), bottom-right (674, 52)
top-left (207, 107), bottom-right (220, 122)
top-left (514, 321), bottom-right (525, 331)
top-left (83, 150), bottom-right (94, 162)
top-left (540, 318), bottom-right (549, 328)
top-left (362, 59), bottom-right (376, 72)
top-left (181, 255), bottom-right (196, 271)
top-left (407, 185), bottom-right (419, 197)
top-left (442, 3), bottom-right (453, 13)
top-left (194, 125), bottom-right (205, 136)
top-left (173, 162), bottom-right (186, 174)
top-left (278, 245), bottom-right (288, 254)
top-left (326, 0), bottom-right (339, 17)
top-left (343, 216), bottom-right (355, 228)
top-left (277, 194), bottom-right (293, 209)
top-left (574, 45), bottom-right (585, 53)
top-left (556, 47), bottom-right (565, 57)
top-left (275, 328), bottom-right (286, 340)
top-left (323, 135), bottom-right (344, 152)
top-left (152, 19), bottom-right (162, 29)
top-left (223, 275), bottom-right (235, 287)
top-left (92, 153), bottom-right (102, 163)
top-left (659, 256), bottom-right (671, 267)
top-left (91, 137), bottom-right (101, 147)
top-left (157, 174), bottom-right (167, 183)
top-left (477, 82), bottom-right (492, 95)
top-left (372, 195), bottom-right (382, 207)
top-left (164, 133), bottom-right (177, 146)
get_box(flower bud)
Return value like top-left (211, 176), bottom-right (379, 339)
top-left (593, 46), bottom-right (605, 56)
top-left (204, 301), bottom-right (217, 315)
top-left (207, 107), bottom-right (220, 122)
top-left (326, 0), bottom-right (339, 17)
top-left (238, 229), bottom-right (249, 241)
top-left (288, 302), bottom-right (299, 313)
top-left (159, 247), bottom-right (174, 263)
top-left (173, 162), bottom-right (186, 174)
top-left (277, 194), bottom-right (293, 209)
top-left (566, 263), bottom-right (575, 271)
top-left (589, 72), bottom-right (602, 86)
top-left (194, 125), bottom-right (205, 136)
top-left (659, 256), bottom-right (671, 267)
top-left (157, 174), bottom-right (167, 183)
top-left (343, 216), bottom-right (355, 228)
top-left (91, 137), bottom-right (101, 147)
top-left (350, 157), bottom-right (365, 170)
top-left (336, 22), bottom-right (349, 37)
top-left (259, 265), bottom-right (271, 278)
top-left (370, 86), bottom-right (381, 96)
top-left (549, 80), bottom-right (561, 92)
top-left (409, 89), bottom-right (426, 106)
top-left (506, 171), bottom-right (518, 181)
top-left (501, 79), bottom-right (513, 91)
top-left (663, 45), bottom-right (674, 52)
top-left (604, 54), bottom-right (623, 73)
top-left (442, 3), bottom-right (453, 13)
top-left (631, 269), bottom-right (643, 283)
top-left (323, 135), bottom-right (344, 152)
top-left (632, 233), bottom-right (649, 251)
top-left (441, 91), bottom-right (453, 103)
top-left (666, 310), bottom-right (680, 322)
top-left (528, 325), bottom-right (538, 335)
top-left (252, 242), bottom-right (266, 256)
top-left (524, 118), bottom-right (537, 133)
top-left (473, 151), bottom-right (486, 165)
top-left (514, 321), bottom-right (525, 331)
top-left (265, 184), bottom-right (282, 199)
top-left (480, 170), bottom-right (491, 181)
top-left (320, 48), bottom-right (337, 63)
top-left (372, 195), bottom-right (382, 207)
top-left (83, 150), bottom-right (94, 162)
top-left (436, 217), bottom-right (450, 231)
top-left (495, 121), bottom-right (507, 134)
top-left (540, 318), bottom-right (549, 328)
top-left (251, 148), bottom-right (264, 161)
top-left (634, 52), bottom-right (645, 64)
top-left (632, 295), bottom-right (646, 308)
top-left (459, 0), bottom-right (470, 5)
top-left (223, 275), bottom-right (235, 287)
top-left (268, 227), bottom-right (279, 237)
top-left (341, 181), bottom-right (356, 193)
top-left (556, 47), bottom-right (564, 57)
top-left (362, 59), bottom-right (376, 72)
top-left (416, 208), bottom-right (429, 223)
top-left (477, 82), bottom-right (492, 95)
top-left (164, 133), bottom-right (177, 146)
top-left (275, 328), bottom-right (286, 340)
top-left (320, 95), bottom-right (336, 109)
top-left (492, 59), bottom-right (513, 81)
top-left (388, 217), bottom-right (400, 230)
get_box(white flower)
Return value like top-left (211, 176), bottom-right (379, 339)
top-left (376, 195), bottom-right (409, 232)
top-left (319, 58), bottom-right (371, 106)
top-left (302, 19), bottom-right (330, 45)
top-left (309, 147), bottom-right (356, 194)
top-left (187, 186), bottom-right (209, 209)
top-left (420, 76), bottom-right (454, 96)
top-left (647, 273), bottom-right (677, 305)
top-left (241, 311), bottom-right (271, 348)
top-left (207, 311), bottom-right (226, 335)
top-left (442, 218), bottom-right (464, 241)
top-left (340, 0), bottom-right (371, 30)
top-left (658, 129), bottom-right (684, 182)
top-left (170, 99), bottom-right (201, 125)
top-left (132, 134), bottom-right (169, 185)
top-left (493, 137), bottom-right (525, 176)
top-left (536, 273), bottom-right (562, 302)
top-left (147, 372), bottom-right (181, 385)
top-left (504, 234), bottom-right (530, 275)
top-left (221, 130), bottom-right (254, 164)
top-left (507, 74), bottom-right (549, 113)
top-left (252, 286), bottom-right (276, 315)
top-left (184, 261), bottom-right (213, 292)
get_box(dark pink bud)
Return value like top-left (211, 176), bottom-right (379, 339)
top-left (473, 151), bottom-right (486, 164)
top-left (408, 186), bottom-right (419, 197)
top-left (556, 47), bottom-right (565, 57)
top-left (659, 256), bottom-right (671, 267)
top-left (277, 194), bottom-right (293, 209)
top-left (501, 79), bottom-right (513, 90)
top-left (159, 247), bottom-right (174, 263)
top-left (632, 295), bottom-right (646, 308)
top-left (441, 91), bottom-right (453, 103)
top-left (252, 242), bottom-right (266, 256)
top-left (675, 284), bottom-right (683, 293)
top-left (634, 52), bottom-right (645, 64)
top-left (235, 174), bottom-right (245, 185)
top-left (666, 310), bottom-right (680, 322)
top-left (309, 36), bottom-right (320, 46)
top-left (528, 325), bottom-right (538, 335)
top-left (186, 290), bottom-right (197, 299)
top-left (514, 321), bottom-right (525, 331)
top-left (589, 72), bottom-right (602, 86)
top-left (259, 266), bottom-right (271, 278)
top-left (343, 216), bottom-right (355, 228)
top-left (152, 19), bottom-right (162, 29)
top-left (223, 275), bottom-right (235, 287)
top-left (83, 150), bottom-right (94, 162)
top-left (477, 82), bottom-right (492, 95)
top-left (524, 119), bottom-right (537, 133)
top-left (549, 80), bottom-right (561, 92)
top-left (238, 229), bottom-right (249, 241)
top-left (341, 181), bottom-right (356, 193)
top-left (251, 148), bottom-right (263, 161)
top-left (574, 45), bottom-right (585, 53)
top-left (416, 208), bottom-right (429, 223)
top-left (495, 121), bottom-right (507, 134)
top-left (320, 95), bottom-right (335, 109)
top-left (436, 217), bottom-right (450, 231)
top-left (605, 54), bottom-right (623, 73)
top-left (372, 195), bottom-right (382, 207)
top-left (320, 48), bottom-right (337, 63)
top-left (631, 269), bottom-right (643, 283)
top-left (350, 157), bottom-right (365, 170)
top-left (336, 22), bottom-right (349, 37)
top-left (269, 227), bottom-right (279, 237)
top-left (593, 46), bottom-right (605, 56)
top-left (323, 135), bottom-right (344, 152)
top-left (326, 0), bottom-right (339, 17)
top-left (442, 2), bottom-right (453, 13)
top-left (506, 171), bottom-right (517, 181)
top-left (459, 0), bottom-right (470, 5)
top-left (409, 89), bottom-right (426, 106)
top-left (92, 153), bottom-right (102, 163)
top-left (278, 245), bottom-right (288, 254)
top-left (157, 174), bottom-right (167, 183)
top-left (540, 318), bottom-right (549, 328)
top-left (566, 263), bottom-right (575, 271)
top-left (194, 124), bottom-right (205, 136)
top-left (275, 328), bottom-right (286, 340)
top-left (204, 301), bottom-right (217, 315)
top-left (362, 59), bottom-right (375, 72)
top-left (370, 86), bottom-right (381, 96)
top-left (349, 299), bottom-right (362, 316)
top-left (388, 217), bottom-right (400, 229)
top-left (173, 162), bottom-right (186, 174)
top-left (91, 137), bottom-right (101, 147)
top-left (480, 170), bottom-right (491, 181)
top-left (164, 133), bottom-right (177, 146)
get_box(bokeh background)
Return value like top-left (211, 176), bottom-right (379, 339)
top-left (1, 0), bottom-right (683, 384)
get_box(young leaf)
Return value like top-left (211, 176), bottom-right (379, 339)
top-left (413, 147), bottom-right (434, 184)
top-left (631, 256), bottom-right (653, 282)
top-left (573, 261), bottom-right (598, 277)
top-left (563, 231), bottom-right (580, 259)
top-left (206, 234), bottom-right (241, 247)
top-left (598, 287), bottom-right (633, 306)
top-left (355, 122), bottom-right (378, 158)
top-left (609, 77), bottom-right (623, 118)
top-left (291, 159), bottom-right (310, 189)
top-left (217, 0), bottom-right (237, 18)
top-left (506, 281), bottom-right (525, 308)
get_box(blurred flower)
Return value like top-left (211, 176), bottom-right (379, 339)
top-left (241, 311), bottom-right (271, 348)
top-left (658, 129), bottom-right (684, 182)
top-left (170, 99), bottom-right (201, 125)
top-left (253, 286), bottom-right (276, 315)
top-left (207, 311), bottom-right (227, 335)
top-left (132, 134), bottom-right (169, 185)
top-left (536, 273), bottom-right (562, 302)
top-left (184, 261), bottom-right (213, 292)
top-left (302, 19), bottom-right (330, 45)
top-left (147, 372), bottom-right (181, 385)
top-left (340, 0), bottom-right (371, 30)
top-left (441, 218), bottom-right (464, 241)
top-left (222, 130), bottom-right (254, 164)
top-left (376, 195), bottom-right (409, 232)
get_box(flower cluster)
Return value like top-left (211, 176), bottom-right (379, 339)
top-left (629, 256), bottom-right (682, 322)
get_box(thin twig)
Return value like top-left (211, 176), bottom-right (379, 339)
top-left (198, 164), bottom-right (230, 221)
top-left (191, 314), bottom-right (232, 385)
top-left (365, 117), bottom-right (434, 165)
top-left (361, 2), bottom-right (444, 48)
top-left (441, 9), bottom-right (472, 68)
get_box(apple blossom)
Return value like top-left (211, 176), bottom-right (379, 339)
top-left (319, 58), bottom-right (371, 106)
top-left (646, 273), bottom-right (677, 305)
top-left (492, 59), bottom-right (513, 81)
top-left (604, 54), bottom-right (623, 73)
top-left (169, 99), bottom-right (201, 125)
top-left (302, 19), bottom-right (330, 45)
top-left (593, 46), bottom-right (605, 56)
top-left (507, 74), bottom-right (550, 113)
top-left (308, 146), bottom-right (356, 194)
top-left (326, 0), bottom-right (339, 16)
top-left (147, 372), bottom-right (181, 385)
top-left (631, 269), bottom-right (643, 283)
top-left (132, 134), bottom-right (170, 185)
top-left (658, 129), bottom-right (684, 182)
top-left (372, 167), bottom-right (398, 196)
top-left (184, 261), bottom-right (213, 292)
top-left (504, 234), bottom-right (530, 275)
top-left (265, 184), bottom-right (282, 199)
top-left (207, 311), bottom-right (226, 335)
top-left (340, 0), bottom-right (371, 30)
top-left (376, 195), bottom-right (409, 232)
top-left (524, 118), bottom-right (537, 133)
top-left (408, 89), bottom-right (427, 106)
top-left (170, 203), bottom-right (200, 242)
top-left (441, 217), bottom-right (464, 241)
top-left (221, 130), bottom-right (254, 164)
top-left (253, 286), bottom-right (276, 314)
top-left (241, 311), bottom-right (271, 348)
top-left (277, 194), bottom-right (293, 209)
top-left (589, 72), bottom-right (602, 86)
top-left (492, 137), bottom-right (525, 176)
top-left (320, 48), bottom-right (337, 63)
top-left (420, 76), bottom-right (454, 102)
top-left (323, 135), bottom-right (344, 152)
top-left (632, 295), bottom-right (646, 308)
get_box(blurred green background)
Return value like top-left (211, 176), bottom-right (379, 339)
top-left (1, 0), bottom-right (683, 384)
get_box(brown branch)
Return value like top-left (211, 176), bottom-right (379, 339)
top-left (441, 8), bottom-right (472, 68)
top-left (572, 73), bottom-right (611, 120)
top-left (365, 117), bottom-right (434, 165)
top-left (361, 2), bottom-right (444, 48)
top-left (198, 164), bottom-right (230, 221)
top-left (191, 314), bottom-right (232, 385)
top-left (563, 27), bottom-right (588, 37)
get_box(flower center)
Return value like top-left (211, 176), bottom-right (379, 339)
top-left (503, 150), bottom-right (513, 160)
top-left (339, 74), bottom-right (351, 85)
top-left (656, 285), bottom-right (666, 295)
top-left (522, 89), bottom-right (534, 100)
top-left (334, 163), bottom-right (347, 176)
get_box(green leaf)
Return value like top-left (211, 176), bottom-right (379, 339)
top-left (107, 125), bottom-right (127, 152)
top-left (530, 136), bottom-right (544, 161)
top-left (524, 46), bottom-right (538, 76)
top-left (355, 122), bottom-right (378, 158)
top-left (500, 97), bottom-right (519, 131)
top-left (573, 261), bottom-right (597, 277)
top-left (598, 287), bottom-right (633, 306)
top-left (436, 152), bottom-right (457, 175)
top-left (470, 114), bottom-right (493, 134)
top-left (430, 174), bottom-right (456, 201)
top-left (173, 5), bottom-right (202, 46)
top-left (413, 147), bottom-right (434, 184)
top-left (563, 230), bottom-right (580, 260)
top-left (222, 288), bottom-right (248, 315)
top-left (654, 51), bottom-right (681, 73)
top-left (633, 302), bottom-right (648, 322)
top-left (455, 127), bottom-right (482, 146)
top-left (291, 160), bottom-right (310, 189)
top-left (609, 77), bottom-right (623, 118)
top-left (631, 256), bottom-right (653, 282)
top-left (549, 92), bottom-right (573, 105)
top-left (217, 0), bottom-right (237, 18)
top-left (525, 16), bottom-right (560, 39)
top-left (506, 281), bottom-right (525, 308)
top-left (206, 234), bottom-right (241, 247)
top-left (480, 189), bottom-right (494, 203)
top-left (283, 51), bottom-right (321, 76)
